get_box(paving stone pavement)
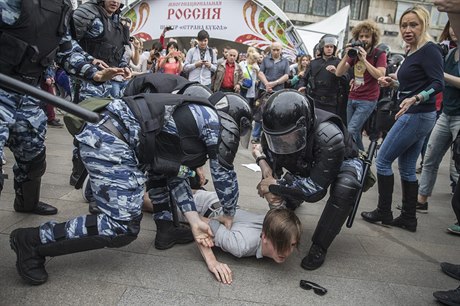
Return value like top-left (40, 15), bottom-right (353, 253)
top-left (0, 115), bottom-right (458, 305)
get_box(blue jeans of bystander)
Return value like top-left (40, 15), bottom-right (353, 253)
top-left (347, 99), bottom-right (377, 151)
top-left (376, 111), bottom-right (436, 181)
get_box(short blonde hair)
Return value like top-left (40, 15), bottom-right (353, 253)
top-left (400, 5), bottom-right (433, 48)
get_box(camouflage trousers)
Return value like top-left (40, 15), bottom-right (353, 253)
top-left (0, 89), bottom-right (47, 184)
top-left (39, 119), bottom-right (146, 243)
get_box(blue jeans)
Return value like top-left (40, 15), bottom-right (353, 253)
top-left (110, 80), bottom-right (128, 98)
top-left (252, 121), bottom-right (262, 140)
top-left (419, 113), bottom-right (460, 196)
top-left (376, 111), bottom-right (436, 181)
top-left (347, 99), bottom-right (377, 151)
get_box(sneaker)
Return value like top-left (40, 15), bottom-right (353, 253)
top-left (447, 224), bottom-right (460, 235)
top-left (47, 119), bottom-right (63, 128)
top-left (433, 286), bottom-right (460, 306)
top-left (395, 201), bottom-right (428, 213)
top-left (416, 201), bottom-right (428, 213)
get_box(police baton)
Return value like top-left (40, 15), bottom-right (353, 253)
top-left (346, 139), bottom-right (379, 228)
top-left (0, 73), bottom-right (100, 123)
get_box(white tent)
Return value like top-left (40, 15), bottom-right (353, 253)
top-left (295, 6), bottom-right (350, 55)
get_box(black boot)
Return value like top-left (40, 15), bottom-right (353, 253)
top-left (391, 180), bottom-right (417, 232)
top-left (301, 244), bottom-right (327, 270)
top-left (13, 178), bottom-right (57, 215)
top-left (361, 174), bottom-right (394, 225)
top-left (9, 227), bottom-right (48, 285)
top-left (154, 219), bottom-right (194, 250)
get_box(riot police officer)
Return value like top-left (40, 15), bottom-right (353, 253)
top-left (252, 90), bottom-right (363, 270)
top-left (9, 73), bottom-right (248, 285)
top-left (299, 35), bottom-right (348, 117)
top-left (0, 0), bottom-right (125, 216)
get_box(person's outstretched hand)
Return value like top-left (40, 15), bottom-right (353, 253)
top-left (93, 67), bottom-right (125, 83)
top-left (207, 260), bottom-right (233, 284)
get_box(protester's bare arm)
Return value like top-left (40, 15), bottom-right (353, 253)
top-left (444, 72), bottom-right (460, 88)
top-left (434, 0), bottom-right (460, 13)
top-left (197, 242), bottom-right (233, 284)
top-left (184, 211), bottom-right (214, 248)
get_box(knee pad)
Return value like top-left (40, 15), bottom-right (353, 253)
top-left (38, 214), bottom-right (142, 257)
top-left (330, 171), bottom-right (361, 205)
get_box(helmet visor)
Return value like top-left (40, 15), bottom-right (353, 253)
top-left (265, 126), bottom-right (307, 155)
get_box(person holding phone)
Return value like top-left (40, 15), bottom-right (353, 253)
top-left (183, 30), bottom-right (217, 87)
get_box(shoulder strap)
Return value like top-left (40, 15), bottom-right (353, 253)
top-left (373, 49), bottom-right (384, 66)
top-left (208, 48), bottom-right (214, 64)
top-left (245, 65), bottom-right (252, 80)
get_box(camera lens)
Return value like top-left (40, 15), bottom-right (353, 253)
top-left (347, 48), bottom-right (358, 58)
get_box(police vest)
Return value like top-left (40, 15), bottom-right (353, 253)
top-left (308, 57), bottom-right (341, 99)
top-left (72, 2), bottom-right (128, 67)
top-left (0, 0), bottom-right (72, 86)
top-left (124, 93), bottom-right (218, 176)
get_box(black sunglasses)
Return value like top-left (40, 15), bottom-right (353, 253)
top-left (300, 280), bottom-right (327, 296)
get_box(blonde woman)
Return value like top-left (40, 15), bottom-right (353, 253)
top-left (361, 6), bottom-right (444, 232)
top-left (239, 51), bottom-right (260, 108)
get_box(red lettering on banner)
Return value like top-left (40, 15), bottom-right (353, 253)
top-left (212, 8), bottom-right (220, 19)
top-left (167, 8), bottom-right (222, 20)
top-left (167, 9), bottom-right (174, 19)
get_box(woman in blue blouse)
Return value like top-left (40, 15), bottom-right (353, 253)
top-left (361, 5), bottom-right (444, 232)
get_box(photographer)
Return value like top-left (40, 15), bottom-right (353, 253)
top-left (183, 30), bottom-right (217, 87)
top-left (335, 20), bottom-right (387, 151)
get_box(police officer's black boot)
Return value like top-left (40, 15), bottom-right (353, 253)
top-left (301, 172), bottom-right (361, 270)
top-left (13, 152), bottom-right (57, 215)
top-left (361, 174), bottom-right (394, 225)
top-left (390, 180), bottom-right (417, 232)
top-left (9, 227), bottom-right (48, 285)
top-left (154, 219), bottom-right (194, 250)
top-left (13, 178), bottom-right (57, 215)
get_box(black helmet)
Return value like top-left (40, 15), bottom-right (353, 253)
top-left (312, 43), bottom-right (321, 58)
top-left (179, 83), bottom-right (212, 99)
top-left (388, 53), bottom-right (404, 67)
top-left (262, 89), bottom-right (314, 155)
top-left (376, 43), bottom-right (391, 56)
top-left (209, 92), bottom-right (253, 148)
top-left (124, 73), bottom-right (191, 96)
top-left (319, 34), bottom-right (338, 55)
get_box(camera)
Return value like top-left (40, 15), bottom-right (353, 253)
top-left (165, 26), bottom-right (173, 31)
top-left (347, 41), bottom-right (367, 58)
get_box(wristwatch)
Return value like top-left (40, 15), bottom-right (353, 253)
top-left (414, 95), bottom-right (421, 105)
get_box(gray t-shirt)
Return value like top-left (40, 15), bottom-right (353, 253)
top-left (194, 190), bottom-right (264, 258)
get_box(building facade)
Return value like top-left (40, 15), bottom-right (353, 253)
top-left (276, 0), bottom-right (448, 53)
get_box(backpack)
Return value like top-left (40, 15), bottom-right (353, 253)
top-left (63, 98), bottom-right (111, 136)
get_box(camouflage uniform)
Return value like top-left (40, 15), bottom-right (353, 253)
top-left (72, 10), bottom-right (129, 101)
top-left (0, 0), bottom-right (100, 199)
top-left (39, 99), bottom-right (239, 242)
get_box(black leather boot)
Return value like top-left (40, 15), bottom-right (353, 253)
top-left (9, 227), bottom-right (48, 285)
top-left (154, 219), bottom-right (194, 250)
top-left (361, 174), bottom-right (394, 225)
top-left (13, 178), bottom-right (58, 215)
top-left (391, 180), bottom-right (417, 232)
top-left (301, 243), bottom-right (327, 270)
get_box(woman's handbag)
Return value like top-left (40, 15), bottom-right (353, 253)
top-left (241, 65), bottom-right (253, 89)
